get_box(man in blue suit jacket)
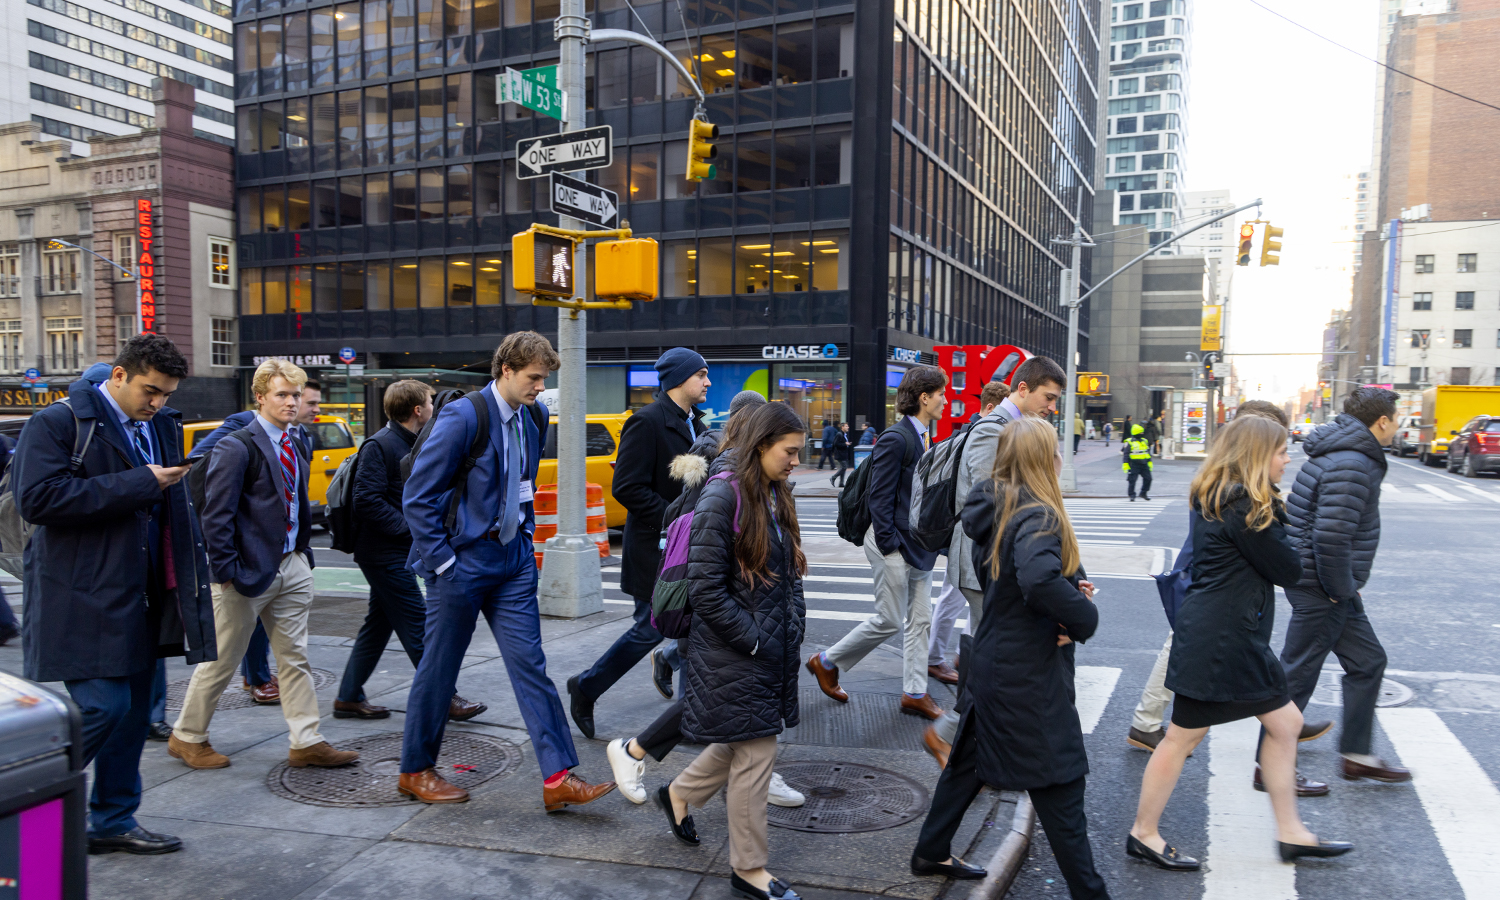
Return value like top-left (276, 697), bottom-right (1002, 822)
top-left (397, 332), bottom-right (616, 810)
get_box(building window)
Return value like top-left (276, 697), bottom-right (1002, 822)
top-left (209, 238), bottom-right (234, 287)
top-left (1411, 329), bottom-right (1429, 348)
top-left (117, 315), bottom-right (138, 354)
top-left (1412, 292), bottom-right (1431, 310)
top-left (1453, 329), bottom-right (1472, 348)
top-left (45, 317), bottom-right (83, 370)
top-left (211, 317), bottom-right (234, 366)
top-left (1450, 367), bottom-right (1471, 385)
top-left (1409, 367), bottom-right (1426, 384)
top-left (42, 250), bottom-right (80, 293)
top-left (1414, 254), bottom-right (1434, 273)
top-left (1457, 253), bottom-right (1477, 273)
top-left (1456, 291), bottom-right (1475, 310)
top-left (0, 246), bottom-right (18, 298)
top-left (113, 233), bottom-right (137, 280)
top-left (0, 320), bottom-right (21, 372)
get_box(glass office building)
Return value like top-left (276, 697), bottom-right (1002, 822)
top-left (232, 0), bottom-right (1099, 429)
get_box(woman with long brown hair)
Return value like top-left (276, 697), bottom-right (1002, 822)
top-left (911, 417), bottom-right (1110, 899)
top-left (1127, 415), bottom-right (1353, 870)
top-left (657, 401), bottom-right (808, 900)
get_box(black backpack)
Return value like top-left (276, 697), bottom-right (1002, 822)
top-left (0, 400), bottom-right (94, 578)
top-left (908, 411), bottom-right (1008, 553)
top-left (324, 449), bottom-right (360, 553)
top-left (187, 428), bottom-right (266, 518)
top-left (835, 424), bottom-right (922, 546)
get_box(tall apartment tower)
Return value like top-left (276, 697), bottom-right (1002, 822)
top-left (1178, 188), bottom-right (1232, 304)
top-left (0, 0), bottom-right (236, 154)
top-left (1102, 0), bottom-right (1190, 252)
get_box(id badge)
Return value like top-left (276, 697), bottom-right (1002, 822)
top-left (519, 480), bottom-right (535, 504)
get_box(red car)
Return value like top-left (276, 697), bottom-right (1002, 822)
top-left (1446, 415), bottom-right (1500, 477)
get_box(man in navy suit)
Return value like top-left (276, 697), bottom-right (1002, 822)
top-left (397, 332), bottom-right (615, 810)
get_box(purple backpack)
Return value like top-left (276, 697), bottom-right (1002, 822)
top-left (651, 471), bottom-right (739, 639)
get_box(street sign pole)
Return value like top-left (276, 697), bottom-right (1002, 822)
top-left (537, 0), bottom-right (603, 619)
top-left (1052, 206), bottom-right (1094, 494)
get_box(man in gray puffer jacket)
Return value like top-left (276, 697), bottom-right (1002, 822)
top-left (1282, 386), bottom-right (1411, 784)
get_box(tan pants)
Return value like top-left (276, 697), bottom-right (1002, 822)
top-left (174, 553), bottom-right (324, 750)
top-left (672, 734), bottom-right (778, 871)
top-left (827, 526), bottom-right (933, 695)
top-left (1131, 631), bottom-right (1174, 733)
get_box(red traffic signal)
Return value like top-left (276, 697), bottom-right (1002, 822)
top-left (1236, 222), bottom-right (1255, 267)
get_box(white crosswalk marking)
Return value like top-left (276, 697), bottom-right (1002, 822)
top-left (1418, 483), bottom-right (1467, 503)
top-left (1074, 666), bottom-right (1121, 734)
top-left (1453, 483), bottom-right (1500, 504)
top-left (1204, 718), bottom-right (1297, 900)
top-left (1062, 500), bottom-right (1173, 545)
top-left (1384, 482), bottom-right (1403, 493)
top-left (1378, 708), bottom-right (1500, 900)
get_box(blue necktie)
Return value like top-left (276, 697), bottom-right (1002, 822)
top-left (132, 422), bottom-right (152, 466)
top-left (497, 413), bottom-right (521, 544)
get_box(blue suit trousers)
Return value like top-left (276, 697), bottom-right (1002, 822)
top-left (64, 666), bottom-right (154, 837)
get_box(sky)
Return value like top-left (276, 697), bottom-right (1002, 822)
top-left (1185, 0), bottom-right (1380, 404)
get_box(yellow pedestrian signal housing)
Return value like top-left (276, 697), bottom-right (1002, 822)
top-left (687, 118), bottom-right (719, 181)
top-left (1077, 373), bottom-right (1109, 395)
top-left (1260, 223), bottom-right (1283, 267)
top-left (1236, 222), bottom-right (1255, 266)
top-left (595, 238), bottom-right (659, 301)
top-left (512, 229), bottom-right (575, 298)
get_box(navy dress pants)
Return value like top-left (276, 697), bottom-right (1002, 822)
top-left (240, 620), bottom-right (272, 686)
top-left (64, 667), bottom-right (155, 837)
top-left (338, 555), bottom-right (427, 703)
top-left (574, 594), bottom-right (680, 702)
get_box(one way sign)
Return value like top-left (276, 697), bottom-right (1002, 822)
top-left (514, 126), bottom-right (612, 179)
top-left (549, 172), bottom-right (619, 229)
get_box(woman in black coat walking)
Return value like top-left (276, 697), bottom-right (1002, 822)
top-left (1127, 415), bottom-right (1353, 869)
top-left (911, 417), bottom-right (1110, 900)
top-left (658, 402), bottom-right (808, 900)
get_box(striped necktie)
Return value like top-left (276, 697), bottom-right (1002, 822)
top-left (278, 433), bottom-right (297, 532)
top-left (132, 421), bottom-right (152, 465)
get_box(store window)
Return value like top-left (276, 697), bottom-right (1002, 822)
top-left (771, 362), bottom-right (845, 432)
top-left (884, 364), bottom-right (905, 426)
top-left (627, 367), bottom-right (659, 409)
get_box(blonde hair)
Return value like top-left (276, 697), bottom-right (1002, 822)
top-left (987, 417), bottom-right (1080, 578)
top-left (251, 358), bottom-right (308, 398)
top-left (1189, 415), bottom-right (1285, 532)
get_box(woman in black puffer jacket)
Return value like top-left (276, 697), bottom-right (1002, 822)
top-left (657, 402), bottom-right (808, 900)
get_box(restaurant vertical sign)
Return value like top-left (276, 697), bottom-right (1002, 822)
top-left (137, 197), bottom-right (157, 332)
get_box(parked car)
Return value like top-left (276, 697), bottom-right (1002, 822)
top-left (1446, 415), bottom-right (1500, 478)
top-left (536, 412), bottom-right (631, 528)
top-left (1390, 414), bottom-right (1421, 457)
top-left (1419, 385), bottom-right (1500, 466)
top-left (183, 414), bottom-right (359, 525)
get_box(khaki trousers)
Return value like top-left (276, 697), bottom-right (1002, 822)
top-left (1131, 631), bottom-right (1174, 733)
top-left (174, 553), bottom-right (324, 750)
top-left (826, 526), bottom-right (933, 695)
top-left (672, 734), bottom-right (778, 871)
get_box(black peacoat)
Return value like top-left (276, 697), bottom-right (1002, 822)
top-left (960, 480), bottom-right (1098, 791)
top-left (14, 379), bottom-right (217, 682)
top-left (1166, 488), bottom-right (1303, 703)
top-left (613, 394), bottom-right (706, 598)
top-left (680, 476), bottom-right (805, 745)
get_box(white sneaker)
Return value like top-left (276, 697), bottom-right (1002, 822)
top-left (606, 738), bottom-right (647, 804)
top-left (767, 772), bottom-right (805, 808)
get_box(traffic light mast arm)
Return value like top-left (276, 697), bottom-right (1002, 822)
top-left (591, 29), bottom-right (705, 105)
top-left (1076, 197), bottom-right (1264, 305)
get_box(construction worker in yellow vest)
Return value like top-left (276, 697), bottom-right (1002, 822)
top-left (1122, 423), bottom-right (1153, 501)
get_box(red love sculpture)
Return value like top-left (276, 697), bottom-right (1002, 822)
top-left (933, 344), bottom-right (1033, 440)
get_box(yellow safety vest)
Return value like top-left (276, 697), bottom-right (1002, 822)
top-left (1127, 438), bottom-right (1151, 461)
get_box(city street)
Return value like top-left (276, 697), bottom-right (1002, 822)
top-left (6, 437), bottom-right (1496, 900)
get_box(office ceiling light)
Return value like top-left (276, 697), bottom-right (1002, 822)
top-left (742, 243), bottom-right (771, 249)
top-left (715, 69), bottom-right (735, 77)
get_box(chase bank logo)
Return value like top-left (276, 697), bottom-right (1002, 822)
top-left (762, 344), bottom-right (842, 360)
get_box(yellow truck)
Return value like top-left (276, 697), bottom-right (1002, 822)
top-left (1418, 385), bottom-right (1500, 466)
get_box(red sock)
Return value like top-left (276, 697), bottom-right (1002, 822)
top-left (544, 770), bottom-right (568, 788)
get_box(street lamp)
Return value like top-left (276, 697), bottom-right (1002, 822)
top-left (45, 238), bottom-right (141, 337)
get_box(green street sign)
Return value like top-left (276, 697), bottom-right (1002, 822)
top-left (497, 66), bottom-right (565, 120)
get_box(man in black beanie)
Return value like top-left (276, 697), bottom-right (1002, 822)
top-left (568, 348), bottom-right (710, 738)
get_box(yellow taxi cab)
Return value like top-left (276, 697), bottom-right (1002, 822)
top-left (535, 412), bottom-right (631, 527)
top-left (182, 414), bottom-right (358, 522)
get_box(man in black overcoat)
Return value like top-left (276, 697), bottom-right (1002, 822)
top-left (567, 348), bottom-right (708, 737)
top-left (13, 334), bottom-right (214, 855)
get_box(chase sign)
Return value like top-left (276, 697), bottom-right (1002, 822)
top-left (762, 344), bottom-right (840, 360)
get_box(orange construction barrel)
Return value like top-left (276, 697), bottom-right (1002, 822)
top-left (533, 487), bottom-right (557, 569)
top-left (586, 482), bottom-right (609, 558)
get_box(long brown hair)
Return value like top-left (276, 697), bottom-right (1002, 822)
top-left (1190, 415), bottom-right (1285, 531)
top-left (728, 403), bottom-right (808, 587)
top-left (987, 417), bottom-right (1080, 578)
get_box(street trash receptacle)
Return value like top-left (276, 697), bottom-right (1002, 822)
top-left (0, 670), bottom-right (86, 900)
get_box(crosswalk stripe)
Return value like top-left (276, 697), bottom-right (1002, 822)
top-left (1384, 482), bottom-right (1403, 493)
top-left (1419, 483), bottom-right (1468, 503)
top-left (1205, 717), bottom-right (1297, 900)
top-left (1453, 483), bottom-right (1500, 504)
top-left (1074, 666), bottom-right (1121, 735)
top-left (1378, 708), bottom-right (1500, 900)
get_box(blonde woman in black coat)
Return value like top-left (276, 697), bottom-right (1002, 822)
top-left (911, 417), bottom-right (1110, 900)
top-left (1127, 416), bottom-right (1353, 869)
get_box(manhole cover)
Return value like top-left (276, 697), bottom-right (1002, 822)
top-left (1309, 673), bottom-right (1413, 708)
top-left (266, 732), bottom-right (520, 808)
top-left (166, 666), bottom-right (337, 712)
top-left (766, 762), bottom-right (928, 833)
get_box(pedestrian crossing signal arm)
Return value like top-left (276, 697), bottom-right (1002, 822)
top-left (687, 118), bottom-right (718, 182)
top-left (1260, 224), bottom-right (1283, 267)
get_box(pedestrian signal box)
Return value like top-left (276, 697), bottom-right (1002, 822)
top-left (595, 238), bottom-right (659, 301)
top-left (512, 229), bottom-right (575, 297)
top-left (1236, 222), bottom-right (1255, 266)
top-left (1260, 223), bottom-right (1283, 267)
top-left (1077, 373), bottom-right (1108, 395)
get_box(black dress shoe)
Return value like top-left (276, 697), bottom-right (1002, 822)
top-left (1126, 834), bottom-right (1200, 871)
top-left (1253, 766), bottom-right (1329, 797)
top-left (1279, 840), bottom-right (1354, 862)
top-left (566, 675), bottom-right (595, 740)
top-left (88, 826), bottom-right (183, 855)
top-left (730, 873), bottom-right (802, 900)
top-left (650, 648), bottom-right (674, 700)
top-left (655, 785), bottom-right (698, 846)
top-left (146, 721), bottom-right (173, 742)
top-left (911, 854), bottom-right (987, 879)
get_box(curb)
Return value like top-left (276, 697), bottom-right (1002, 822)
top-left (973, 792), bottom-right (1036, 900)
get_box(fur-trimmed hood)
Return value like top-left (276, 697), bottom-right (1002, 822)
top-left (670, 452), bottom-right (710, 489)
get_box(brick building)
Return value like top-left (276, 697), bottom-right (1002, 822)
top-left (0, 78), bottom-right (237, 418)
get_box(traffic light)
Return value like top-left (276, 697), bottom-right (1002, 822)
top-left (687, 118), bottom-right (719, 181)
top-left (595, 238), bottom-right (659, 301)
top-left (1236, 222), bottom-right (1255, 266)
top-left (1076, 373), bottom-right (1109, 395)
top-left (1260, 223), bottom-right (1283, 266)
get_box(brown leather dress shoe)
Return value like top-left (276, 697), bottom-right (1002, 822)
top-left (333, 699), bottom-right (390, 719)
top-left (543, 773), bottom-right (617, 812)
top-left (288, 741), bottom-right (360, 768)
top-left (1253, 765), bottom-right (1329, 797)
top-left (1341, 757), bottom-right (1412, 783)
top-left (398, 768), bottom-right (470, 803)
top-left (923, 724), bottom-right (951, 770)
top-left (900, 694), bottom-right (943, 720)
top-left (1299, 719), bottom-right (1333, 742)
top-left (167, 734), bottom-right (230, 769)
top-left (247, 676), bottom-right (280, 705)
top-left (448, 695), bottom-right (487, 721)
top-left (927, 662), bottom-right (959, 685)
top-left (806, 654), bottom-right (848, 703)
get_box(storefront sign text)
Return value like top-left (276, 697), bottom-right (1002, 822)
top-left (253, 354), bottom-right (337, 368)
top-left (762, 344), bottom-right (839, 360)
top-left (890, 347), bottom-right (921, 364)
top-left (0, 388), bottom-right (68, 409)
top-left (932, 344), bottom-right (1034, 440)
top-left (137, 197), bottom-right (157, 333)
